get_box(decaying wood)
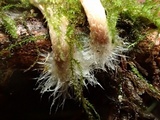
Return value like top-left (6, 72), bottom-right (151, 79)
top-left (0, 5), bottom-right (160, 120)
top-left (0, 13), bottom-right (51, 69)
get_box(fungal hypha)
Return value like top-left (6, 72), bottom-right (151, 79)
top-left (29, 0), bottom-right (126, 108)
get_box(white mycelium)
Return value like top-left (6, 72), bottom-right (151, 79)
top-left (80, 0), bottom-right (126, 70)
top-left (30, 0), bottom-right (126, 107)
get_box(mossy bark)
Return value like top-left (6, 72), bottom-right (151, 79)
top-left (0, 0), bottom-right (160, 120)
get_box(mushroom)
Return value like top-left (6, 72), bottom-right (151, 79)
top-left (80, 0), bottom-right (119, 70)
top-left (29, 0), bottom-right (71, 106)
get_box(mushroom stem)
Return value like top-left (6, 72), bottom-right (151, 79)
top-left (29, 0), bottom-right (70, 82)
top-left (49, 16), bottom-right (70, 82)
top-left (80, 0), bottom-right (111, 45)
top-left (80, 0), bottom-right (114, 70)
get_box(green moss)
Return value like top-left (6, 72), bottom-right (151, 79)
top-left (1, 0), bottom-right (160, 119)
top-left (0, 35), bottom-right (47, 57)
top-left (101, 0), bottom-right (160, 43)
top-left (0, 0), bottom-right (32, 39)
top-left (29, 1), bottom-right (98, 119)
top-left (0, 13), bottom-right (18, 39)
top-left (129, 62), bottom-right (160, 100)
top-left (0, 0), bottom-right (159, 53)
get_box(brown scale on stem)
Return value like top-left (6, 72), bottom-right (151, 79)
top-left (80, 0), bottom-right (111, 45)
top-left (49, 16), bottom-right (70, 81)
top-left (30, 0), bottom-right (71, 82)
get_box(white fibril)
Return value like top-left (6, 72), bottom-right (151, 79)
top-left (80, 0), bottom-right (126, 70)
top-left (30, 0), bottom-right (126, 106)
